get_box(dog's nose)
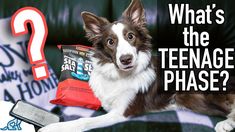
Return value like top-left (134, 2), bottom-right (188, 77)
top-left (120, 54), bottom-right (133, 65)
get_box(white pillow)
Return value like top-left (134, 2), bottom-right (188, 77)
top-left (0, 17), bottom-right (58, 111)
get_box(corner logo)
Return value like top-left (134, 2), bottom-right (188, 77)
top-left (0, 118), bottom-right (22, 131)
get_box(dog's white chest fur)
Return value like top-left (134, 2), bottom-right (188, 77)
top-left (89, 54), bottom-right (156, 112)
top-left (89, 71), bottom-right (136, 111)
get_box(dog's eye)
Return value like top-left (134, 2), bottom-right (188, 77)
top-left (127, 33), bottom-right (135, 40)
top-left (107, 39), bottom-right (114, 46)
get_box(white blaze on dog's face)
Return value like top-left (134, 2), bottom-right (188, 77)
top-left (81, 0), bottom-right (152, 73)
top-left (111, 23), bottom-right (137, 71)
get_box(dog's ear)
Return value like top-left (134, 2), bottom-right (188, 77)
top-left (81, 12), bottom-right (109, 40)
top-left (122, 0), bottom-right (146, 26)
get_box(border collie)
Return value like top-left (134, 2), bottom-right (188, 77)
top-left (39, 0), bottom-right (235, 132)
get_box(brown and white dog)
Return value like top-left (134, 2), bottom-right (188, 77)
top-left (39, 0), bottom-right (235, 132)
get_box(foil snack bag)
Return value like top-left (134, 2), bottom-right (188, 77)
top-left (50, 45), bottom-right (101, 110)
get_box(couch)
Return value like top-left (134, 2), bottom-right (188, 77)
top-left (1, 0), bottom-right (235, 131)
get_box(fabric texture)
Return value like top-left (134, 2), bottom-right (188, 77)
top-left (87, 109), bottom-right (224, 132)
top-left (0, 17), bottom-right (58, 111)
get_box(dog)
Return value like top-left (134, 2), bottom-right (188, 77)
top-left (39, 0), bottom-right (235, 132)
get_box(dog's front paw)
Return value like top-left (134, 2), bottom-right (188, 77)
top-left (215, 119), bottom-right (235, 132)
top-left (38, 120), bottom-right (84, 132)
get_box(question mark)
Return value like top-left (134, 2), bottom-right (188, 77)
top-left (220, 71), bottom-right (229, 91)
top-left (11, 7), bottom-right (49, 80)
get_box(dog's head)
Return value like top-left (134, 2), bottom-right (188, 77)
top-left (81, 0), bottom-right (152, 75)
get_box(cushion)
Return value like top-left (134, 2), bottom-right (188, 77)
top-left (0, 17), bottom-right (58, 111)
